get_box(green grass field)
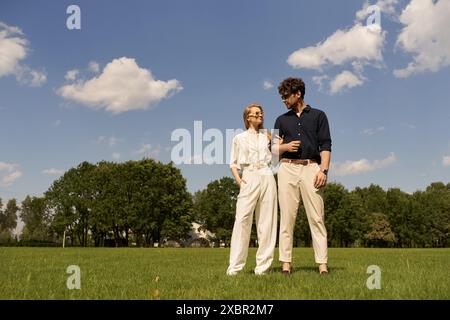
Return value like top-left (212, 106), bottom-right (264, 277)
top-left (0, 247), bottom-right (449, 299)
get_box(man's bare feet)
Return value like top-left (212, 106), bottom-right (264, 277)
top-left (319, 263), bottom-right (328, 275)
top-left (282, 262), bottom-right (291, 275)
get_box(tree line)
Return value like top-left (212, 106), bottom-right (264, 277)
top-left (0, 159), bottom-right (449, 247)
top-left (194, 177), bottom-right (450, 248)
top-left (1, 159), bottom-right (193, 247)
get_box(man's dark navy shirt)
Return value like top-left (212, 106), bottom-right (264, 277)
top-left (274, 105), bottom-right (332, 164)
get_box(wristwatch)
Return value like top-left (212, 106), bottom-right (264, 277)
top-left (321, 169), bottom-right (328, 176)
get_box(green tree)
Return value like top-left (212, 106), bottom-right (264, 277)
top-left (323, 183), bottom-right (348, 247)
top-left (0, 197), bottom-right (3, 229)
top-left (386, 188), bottom-right (414, 247)
top-left (158, 161), bottom-right (194, 245)
top-left (410, 182), bottom-right (450, 247)
top-left (331, 192), bottom-right (368, 247)
top-left (365, 212), bottom-right (396, 247)
top-left (3, 199), bottom-right (19, 234)
top-left (20, 196), bottom-right (50, 241)
top-left (194, 177), bottom-right (239, 246)
top-left (45, 161), bottom-right (96, 246)
top-left (0, 198), bottom-right (16, 242)
top-left (46, 159), bottom-right (193, 247)
top-left (354, 184), bottom-right (387, 214)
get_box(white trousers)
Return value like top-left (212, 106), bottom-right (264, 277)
top-left (278, 162), bottom-right (328, 264)
top-left (227, 167), bottom-right (278, 275)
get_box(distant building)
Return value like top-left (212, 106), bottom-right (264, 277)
top-left (186, 222), bottom-right (216, 247)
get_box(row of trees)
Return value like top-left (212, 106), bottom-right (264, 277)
top-left (1, 159), bottom-right (193, 247)
top-left (1, 158), bottom-right (449, 247)
top-left (0, 198), bottom-right (19, 242)
top-left (193, 178), bottom-right (450, 248)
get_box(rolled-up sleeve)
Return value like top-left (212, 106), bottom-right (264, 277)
top-left (273, 117), bottom-right (283, 139)
top-left (229, 136), bottom-right (240, 169)
top-left (317, 112), bottom-right (332, 152)
top-left (272, 117), bottom-right (283, 152)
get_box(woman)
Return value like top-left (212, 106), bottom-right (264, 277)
top-left (226, 103), bottom-right (278, 276)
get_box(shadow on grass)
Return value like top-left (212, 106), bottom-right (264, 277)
top-left (274, 266), bottom-right (345, 274)
top-left (243, 266), bottom-right (345, 275)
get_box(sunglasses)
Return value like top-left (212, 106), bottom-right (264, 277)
top-left (281, 93), bottom-right (292, 100)
top-left (281, 87), bottom-right (300, 100)
top-left (248, 112), bottom-right (264, 118)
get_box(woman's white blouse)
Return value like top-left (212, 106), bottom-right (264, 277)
top-left (229, 129), bottom-right (272, 170)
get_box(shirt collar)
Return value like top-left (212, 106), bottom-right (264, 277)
top-left (288, 104), bottom-right (311, 115)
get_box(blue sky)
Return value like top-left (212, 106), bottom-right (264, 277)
top-left (0, 0), bottom-right (449, 210)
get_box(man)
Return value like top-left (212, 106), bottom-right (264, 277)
top-left (272, 77), bottom-right (331, 275)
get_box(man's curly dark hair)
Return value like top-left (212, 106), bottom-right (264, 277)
top-left (278, 77), bottom-right (306, 100)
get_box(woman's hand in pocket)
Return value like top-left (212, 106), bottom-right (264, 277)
top-left (237, 178), bottom-right (247, 188)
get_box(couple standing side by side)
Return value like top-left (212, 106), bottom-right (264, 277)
top-left (226, 77), bottom-right (332, 276)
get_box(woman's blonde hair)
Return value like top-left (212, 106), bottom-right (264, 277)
top-left (243, 103), bottom-right (272, 140)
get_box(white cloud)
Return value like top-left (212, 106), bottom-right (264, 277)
top-left (65, 62), bottom-right (99, 81)
top-left (108, 137), bottom-right (119, 147)
top-left (65, 69), bottom-right (79, 81)
top-left (286, 1), bottom-right (397, 94)
top-left (0, 21), bottom-right (23, 35)
top-left (42, 168), bottom-right (65, 175)
top-left (2, 171), bottom-right (22, 185)
top-left (263, 80), bottom-right (273, 90)
top-left (112, 153), bottom-right (121, 160)
top-left (137, 144), bottom-right (152, 154)
top-left (0, 162), bottom-right (16, 171)
top-left (14, 65), bottom-right (47, 87)
top-left (135, 144), bottom-right (161, 157)
top-left (362, 126), bottom-right (385, 135)
top-left (31, 70), bottom-right (46, 86)
top-left (287, 24), bottom-right (385, 70)
top-left (96, 135), bottom-right (120, 147)
top-left (52, 120), bottom-right (61, 127)
top-left (88, 61), bottom-right (100, 73)
top-left (58, 57), bottom-right (183, 114)
top-left (0, 162), bottom-right (22, 186)
top-left (0, 22), bottom-right (26, 77)
top-left (19, 68), bottom-right (47, 87)
top-left (351, 60), bottom-right (366, 74)
top-left (330, 70), bottom-right (365, 94)
top-left (394, 0), bottom-right (450, 78)
top-left (312, 75), bottom-right (329, 91)
top-left (443, 156), bottom-right (450, 167)
top-left (0, 22), bottom-right (46, 86)
top-left (331, 152), bottom-right (396, 176)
